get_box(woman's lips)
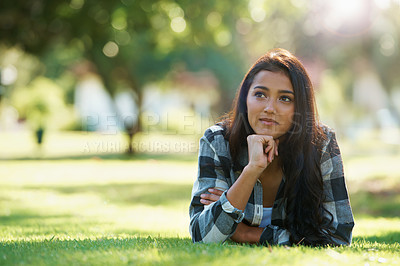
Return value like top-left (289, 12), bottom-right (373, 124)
top-left (259, 118), bottom-right (279, 126)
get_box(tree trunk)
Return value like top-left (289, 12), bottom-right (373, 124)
top-left (125, 79), bottom-right (143, 154)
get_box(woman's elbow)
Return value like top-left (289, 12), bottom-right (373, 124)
top-left (190, 225), bottom-right (229, 244)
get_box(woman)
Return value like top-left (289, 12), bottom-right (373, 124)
top-left (189, 48), bottom-right (354, 246)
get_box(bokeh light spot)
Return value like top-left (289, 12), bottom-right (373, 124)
top-left (170, 17), bottom-right (186, 33)
top-left (103, 41), bottom-right (119, 57)
top-left (70, 0), bottom-right (84, 10)
top-left (250, 9), bottom-right (266, 22)
top-left (207, 12), bottom-right (222, 28)
top-left (168, 6), bottom-right (184, 19)
top-left (214, 30), bottom-right (232, 47)
top-left (112, 9), bottom-right (127, 30)
top-left (1, 65), bottom-right (18, 85)
top-left (249, 0), bottom-right (266, 22)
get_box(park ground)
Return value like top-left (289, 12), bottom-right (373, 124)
top-left (0, 130), bottom-right (399, 265)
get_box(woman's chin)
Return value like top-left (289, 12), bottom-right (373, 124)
top-left (254, 129), bottom-right (282, 139)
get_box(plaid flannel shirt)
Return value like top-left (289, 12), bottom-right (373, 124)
top-left (189, 124), bottom-right (354, 245)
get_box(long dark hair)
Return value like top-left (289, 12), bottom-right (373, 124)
top-left (223, 48), bottom-right (333, 246)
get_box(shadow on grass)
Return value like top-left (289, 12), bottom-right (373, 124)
top-left (0, 235), bottom-right (192, 249)
top-left (0, 213), bottom-right (74, 225)
top-left (0, 152), bottom-right (197, 162)
top-left (0, 208), bottom-right (116, 231)
top-left (23, 182), bottom-right (193, 207)
top-left (0, 236), bottom-right (198, 265)
top-left (353, 231), bottom-right (400, 245)
top-left (350, 190), bottom-right (400, 218)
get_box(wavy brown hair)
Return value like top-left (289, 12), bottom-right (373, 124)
top-left (223, 48), bottom-right (333, 246)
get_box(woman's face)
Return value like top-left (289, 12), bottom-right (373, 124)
top-left (246, 70), bottom-right (295, 139)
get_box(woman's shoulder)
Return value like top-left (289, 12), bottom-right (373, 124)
top-left (319, 123), bottom-right (335, 135)
top-left (318, 123), bottom-right (337, 144)
top-left (202, 122), bottom-right (228, 143)
top-left (317, 123), bottom-right (341, 160)
top-left (200, 123), bottom-right (231, 158)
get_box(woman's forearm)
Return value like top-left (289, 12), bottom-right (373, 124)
top-left (226, 165), bottom-right (262, 211)
top-left (231, 222), bottom-right (264, 244)
top-left (226, 135), bottom-right (278, 211)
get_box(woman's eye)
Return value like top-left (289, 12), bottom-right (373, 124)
top-left (255, 92), bottom-right (266, 98)
top-left (280, 96), bottom-right (293, 102)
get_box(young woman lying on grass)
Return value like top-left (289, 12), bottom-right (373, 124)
top-left (189, 48), bottom-right (354, 246)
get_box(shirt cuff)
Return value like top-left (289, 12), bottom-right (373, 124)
top-left (259, 225), bottom-right (291, 246)
top-left (259, 225), bottom-right (274, 245)
top-left (220, 191), bottom-right (245, 223)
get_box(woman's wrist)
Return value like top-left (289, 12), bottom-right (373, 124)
top-left (231, 223), bottom-right (263, 244)
top-left (243, 164), bottom-right (264, 179)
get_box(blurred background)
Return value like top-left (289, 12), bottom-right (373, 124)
top-left (1, 0), bottom-right (400, 155)
top-left (0, 0), bottom-right (399, 241)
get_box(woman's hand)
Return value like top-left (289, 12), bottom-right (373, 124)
top-left (246, 135), bottom-right (279, 174)
top-left (200, 188), bottom-right (224, 205)
top-left (230, 222), bottom-right (263, 244)
top-left (200, 188), bottom-right (263, 244)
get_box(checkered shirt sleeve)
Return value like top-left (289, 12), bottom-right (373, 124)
top-left (319, 130), bottom-right (355, 245)
top-left (260, 129), bottom-right (354, 246)
top-left (189, 125), bottom-right (240, 243)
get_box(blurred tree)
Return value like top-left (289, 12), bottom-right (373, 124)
top-left (0, 0), bottom-right (248, 153)
top-left (2, 0), bottom-right (399, 147)
top-left (11, 76), bottom-right (74, 148)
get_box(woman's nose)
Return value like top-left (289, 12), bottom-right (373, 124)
top-left (264, 99), bottom-right (276, 113)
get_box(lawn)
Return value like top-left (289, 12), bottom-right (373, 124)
top-left (0, 131), bottom-right (399, 265)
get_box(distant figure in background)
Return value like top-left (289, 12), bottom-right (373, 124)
top-left (189, 48), bottom-right (354, 246)
top-left (35, 126), bottom-right (44, 146)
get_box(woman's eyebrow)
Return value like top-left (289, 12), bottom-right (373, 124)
top-left (253, 85), bottom-right (294, 95)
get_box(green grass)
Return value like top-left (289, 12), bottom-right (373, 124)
top-left (0, 131), bottom-right (400, 265)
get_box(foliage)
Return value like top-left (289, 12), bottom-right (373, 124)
top-left (0, 0), bottom-right (247, 97)
top-left (2, 0), bottom-right (400, 135)
top-left (10, 76), bottom-right (75, 130)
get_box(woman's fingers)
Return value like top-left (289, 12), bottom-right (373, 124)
top-left (199, 188), bottom-right (224, 205)
top-left (209, 188), bottom-right (224, 196)
top-left (264, 144), bottom-right (273, 154)
top-left (261, 137), bottom-right (274, 162)
top-left (200, 199), bottom-right (214, 205)
top-left (260, 136), bottom-right (281, 162)
top-left (200, 192), bottom-right (220, 202)
top-left (247, 134), bottom-right (279, 169)
top-left (265, 146), bottom-right (273, 162)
